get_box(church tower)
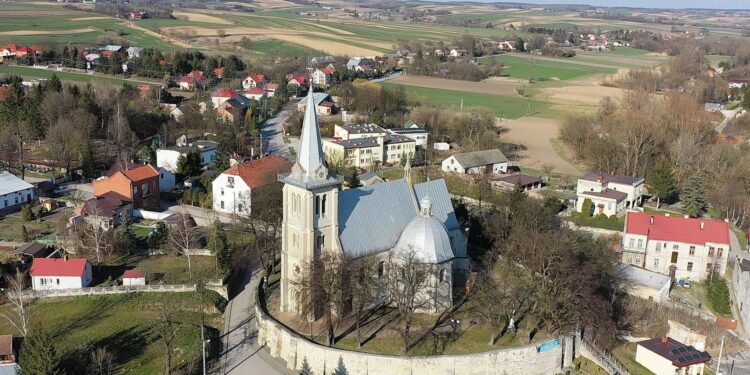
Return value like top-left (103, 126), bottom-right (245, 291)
top-left (278, 84), bottom-right (341, 313)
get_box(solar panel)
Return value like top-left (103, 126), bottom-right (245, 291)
top-left (671, 349), bottom-right (680, 355)
top-left (678, 347), bottom-right (689, 353)
top-left (676, 358), bottom-right (687, 364)
top-left (700, 352), bottom-right (710, 358)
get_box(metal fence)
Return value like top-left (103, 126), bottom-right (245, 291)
top-left (16, 284), bottom-right (196, 300)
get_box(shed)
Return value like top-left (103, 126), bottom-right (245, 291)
top-left (122, 269), bottom-right (146, 286)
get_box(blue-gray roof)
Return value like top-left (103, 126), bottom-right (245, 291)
top-left (0, 172), bottom-right (34, 195)
top-left (337, 178), bottom-right (459, 259)
top-left (300, 93), bottom-right (331, 107)
top-left (0, 364), bottom-right (18, 375)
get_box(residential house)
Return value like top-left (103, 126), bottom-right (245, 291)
top-left (729, 79), bottom-right (749, 89)
top-left (217, 97), bottom-right (249, 123)
top-left (287, 75), bottom-right (307, 94)
top-left (242, 73), bottom-right (266, 89)
top-left (0, 172), bottom-right (35, 216)
top-left (126, 46), bottom-right (143, 59)
top-left (103, 45), bottom-right (123, 53)
top-left (16, 242), bottom-right (53, 260)
top-left (732, 258), bottom-right (750, 338)
top-left (618, 264), bottom-right (671, 302)
top-left (160, 103), bottom-right (183, 122)
top-left (297, 92), bottom-right (336, 115)
top-left (178, 70), bottom-right (205, 90)
top-left (213, 67), bottom-right (223, 79)
top-left (387, 122), bottom-right (429, 147)
top-left (382, 134), bottom-right (417, 165)
top-left (498, 41), bottom-right (515, 50)
top-left (212, 87), bottom-right (237, 109)
top-left (334, 123), bottom-right (387, 140)
top-left (264, 83), bottom-right (279, 98)
top-left (75, 193), bottom-right (132, 230)
top-left (441, 149), bottom-right (508, 175)
top-left (312, 68), bottom-right (335, 87)
top-left (491, 173), bottom-right (542, 191)
top-left (620, 211), bottom-right (730, 281)
top-left (243, 87), bottom-right (267, 101)
top-left (0, 44), bottom-right (20, 57)
top-left (156, 140), bottom-right (219, 173)
top-left (130, 11), bottom-right (149, 19)
top-left (31, 257), bottom-right (93, 290)
top-left (576, 172), bottom-right (644, 216)
top-left (93, 164), bottom-right (160, 210)
top-left (122, 269), bottom-right (146, 286)
top-left (212, 156), bottom-right (291, 216)
top-left (158, 167), bottom-right (176, 192)
top-left (323, 134), bottom-right (416, 168)
top-left (449, 48), bottom-right (468, 57)
top-left (635, 336), bottom-right (710, 375)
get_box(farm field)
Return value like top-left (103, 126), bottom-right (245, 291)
top-left (500, 116), bottom-right (582, 175)
top-left (387, 75), bottom-right (521, 97)
top-left (381, 82), bottom-right (547, 119)
top-left (482, 54), bottom-right (618, 81)
top-left (0, 65), bottom-right (160, 86)
top-left (0, 293), bottom-right (223, 375)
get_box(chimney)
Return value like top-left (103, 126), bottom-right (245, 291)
top-left (64, 255), bottom-right (68, 262)
top-left (649, 216), bottom-right (655, 225)
top-left (661, 336), bottom-right (669, 345)
top-left (665, 213), bottom-right (670, 217)
top-left (684, 215), bottom-right (689, 219)
top-left (700, 221), bottom-right (705, 230)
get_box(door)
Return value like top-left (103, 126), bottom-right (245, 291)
top-left (669, 265), bottom-right (677, 280)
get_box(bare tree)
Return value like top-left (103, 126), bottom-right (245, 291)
top-left (472, 261), bottom-right (532, 346)
top-left (168, 207), bottom-right (198, 281)
top-left (247, 175), bottom-right (286, 276)
top-left (89, 347), bottom-right (112, 375)
top-left (1, 271), bottom-right (32, 337)
top-left (386, 247), bottom-right (435, 354)
top-left (349, 257), bottom-right (376, 348)
top-left (154, 302), bottom-right (182, 375)
top-left (80, 202), bottom-right (113, 266)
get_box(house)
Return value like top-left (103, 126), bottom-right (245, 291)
top-left (212, 156), bottom-right (291, 216)
top-left (0, 44), bottom-right (20, 57)
top-left (160, 103), bottom-right (183, 122)
top-left (346, 57), bottom-right (372, 70)
top-left (287, 76), bottom-right (307, 94)
top-left (122, 269), bottom-right (146, 286)
top-left (130, 11), bottom-right (149, 19)
top-left (323, 134), bottom-right (416, 168)
top-left (449, 48), bottom-right (468, 57)
top-left (732, 258), bottom-right (750, 338)
top-left (264, 83), bottom-right (279, 98)
top-left (158, 167), bottom-right (175, 192)
top-left (217, 97), bottom-right (249, 123)
top-left (0, 335), bottom-right (15, 364)
top-left (441, 149), bottom-right (508, 175)
top-left (387, 124), bottom-right (430, 147)
top-left (334, 123), bottom-right (387, 140)
top-left (491, 173), bottom-right (542, 191)
top-left (621, 211), bottom-right (730, 282)
top-left (75, 194), bottom-right (132, 230)
top-left (297, 92), bottom-right (336, 115)
top-left (211, 87), bottom-right (237, 109)
top-left (178, 70), bottom-right (205, 90)
top-left (312, 68), bottom-right (336, 87)
top-left (126, 46), bottom-right (143, 59)
top-left (498, 41), bottom-right (515, 50)
top-left (213, 67), bottom-right (223, 79)
top-left (31, 257), bottom-right (93, 290)
top-left (618, 264), bottom-right (671, 302)
top-left (93, 164), bottom-right (160, 211)
top-left (103, 45), bottom-right (123, 53)
top-left (242, 73), bottom-right (266, 89)
top-left (635, 336), bottom-right (710, 375)
top-left (576, 171), bottom-right (644, 216)
top-left (0, 172), bottom-right (36, 216)
top-left (243, 87), bottom-right (267, 101)
top-left (156, 139), bottom-right (219, 173)
top-left (729, 79), bottom-right (750, 89)
top-left (16, 242), bottom-right (53, 260)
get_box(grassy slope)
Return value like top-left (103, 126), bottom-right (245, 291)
top-left (381, 82), bottom-right (547, 119)
top-left (0, 65), bottom-right (159, 86)
top-left (484, 54), bottom-right (617, 80)
top-left (0, 293), bottom-right (221, 375)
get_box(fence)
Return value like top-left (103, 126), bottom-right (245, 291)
top-left (132, 209), bottom-right (172, 220)
top-left (17, 284), bottom-right (196, 300)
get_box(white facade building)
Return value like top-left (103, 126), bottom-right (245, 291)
top-left (620, 212), bottom-right (730, 282)
top-left (212, 156), bottom-right (290, 217)
top-left (122, 270), bottom-right (146, 286)
top-left (441, 149), bottom-right (508, 175)
top-left (158, 167), bottom-right (176, 192)
top-left (0, 172), bottom-right (36, 216)
top-left (635, 337), bottom-right (709, 375)
top-left (156, 140), bottom-right (219, 173)
top-left (576, 172), bottom-right (644, 216)
top-left (334, 124), bottom-right (387, 140)
top-left (30, 258), bottom-right (92, 290)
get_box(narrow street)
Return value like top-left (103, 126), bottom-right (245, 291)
top-left (261, 100), bottom-right (297, 162)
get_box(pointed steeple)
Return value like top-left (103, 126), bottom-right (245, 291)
top-left (296, 83), bottom-right (325, 178)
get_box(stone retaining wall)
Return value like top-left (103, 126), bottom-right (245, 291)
top-left (255, 291), bottom-right (575, 375)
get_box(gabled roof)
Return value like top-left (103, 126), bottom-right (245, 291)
top-left (222, 155), bottom-right (290, 189)
top-left (246, 73), bottom-right (265, 83)
top-left (123, 269), bottom-right (145, 279)
top-left (451, 149), bottom-right (508, 168)
top-left (244, 87), bottom-right (267, 96)
top-left (340, 123), bottom-right (387, 135)
top-left (300, 92), bottom-right (331, 107)
top-left (625, 211), bottom-right (730, 245)
top-left (31, 258), bottom-right (89, 277)
top-left (581, 189), bottom-right (627, 201)
top-left (213, 67), bottom-right (223, 77)
top-left (580, 171), bottom-right (643, 186)
top-left (265, 83), bottom-right (279, 90)
top-left (78, 194), bottom-right (126, 218)
top-left (121, 164), bottom-right (159, 182)
top-left (0, 172), bottom-right (33, 195)
top-left (213, 87), bottom-right (236, 97)
top-left (638, 337), bottom-right (710, 368)
top-left (289, 76), bottom-right (307, 84)
top-left (494, 173), bottom-right (541, 186)
top-left (318, 68), bottom-right (335, 75)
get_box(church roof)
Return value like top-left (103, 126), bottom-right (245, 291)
top-left (395, 197), bottom-right (455, 264)
top-left (337, 179), bottom-right (460, 259)
top-left (296, 85), bottom-right (325, 179)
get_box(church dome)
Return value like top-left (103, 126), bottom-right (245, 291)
top-left (395, 197), bottom-right (454, 264)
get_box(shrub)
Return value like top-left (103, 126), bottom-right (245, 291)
top-left (20, 205), bottom-right (33, 222)
top-left (706, 279), bottom-right (732, 316)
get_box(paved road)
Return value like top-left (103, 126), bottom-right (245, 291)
top-left (716, 108), bottom-right (742, 133)
top-left (219, 269), bottom-right (293, 375)
top-left (261, 102), bottom-right (296, 162)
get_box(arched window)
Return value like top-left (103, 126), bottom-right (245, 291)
top-left (315, 195), bottom-right (320, 216)
top-left (377, 261), bottom-right (385, 278)
top-left (321, 194), bottom-right (327, 217)
top-left (439, 269), bottom-right (445, 283)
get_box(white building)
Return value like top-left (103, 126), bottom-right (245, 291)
top-left (0, 172), bottom-right (36, 216)
top-left (576, 172), bottom-right (644, 216)
top-left (388, 122), bottom-right (429, 147)
top-left (635, 337), bottom-right (710, 375)
top-left (30, 258), bottom-right (92, 290)
top-left (156, 140), bottom-right (219, 173)
top-left (618, 264), bottom-right (671, 303)
top-left (312, 68), bottom-right (335, 87)
top-left (441, 149), bottom-right (508, 175)
top-left (620, 212), bottom-right (730, 282)
top-left (212, 156), bottom-right (291, 216)
top-left (158, 167), bottom-right (176, 192)
top-left (333, 123), bottom-right (387, 140)
top-left (122, 269), bottom-right (146, 286)
top-left (732, 258), bottom-right (750, 338)
top-left (324, 134), bottom-right (416, 169)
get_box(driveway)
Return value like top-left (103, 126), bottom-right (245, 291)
top-left (161, 202), bottom-right (236, 226)
top-left (219, 268), bottom-right (293, 375)
top-left (261, 102), bottom-right (296, 162)
top-left (716, 108), bottom-right (742, 133)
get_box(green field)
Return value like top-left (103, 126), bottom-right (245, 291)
top-left (706, 55), bottom-right (732, 66)
top-left (0, 293), bottom-right (222, 374)
top-left (482, 54), bottom-right (617, 81)
top-left (381, 82), bottom-right (547, 119)
top-left (248, 38), bottom-right (321, 57)
top-left (0, 65), bottom-right (160, 86)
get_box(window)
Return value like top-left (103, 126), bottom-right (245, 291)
top-left (321, 194), bottom-right (327, 216)
top-left (220, 201), bottom-right (224, 209)
top-left (221, 189), bottom-right (224, 196)
top-left (655, 242), bottom-right (662, 252)
top-left (56, 278), bottom-right (60, 285)
top-left (689, 246), bottom-right (695, 255)
top-left (315, 195), bottom-right (320, 216)
top-left (317, 235), bottom-right (325, 252)
top-left (637, 239), bottom-right (643, 249)
top-left (635, 255), bottom-right (641, 264)
top-left (629, 238), bottom-right (635, 248)
top-left (227, 177), bottom-right (234, 187)
top-left (377, 261), bottom-right (385, 278)
top-left (439, 269), bottom-right (445, 283)
top-left (673, 244), bottom-right (679, 251)
top-left (237, 204), bottom-right (243, 212)
top-left (671, 252), bottom-right (678, 264)
top-left (709, 247), bottom-right (715, 256)
top-left (40, 278), bottom-right (46, 286)
top-left (707, 263), bottom-right (713, 272)
top-left (687, 262), bottom-right (693, 271)
top-left (654, 258), bottom-right (659, 268)
top-left (717, 248), bottom-right (724, 257)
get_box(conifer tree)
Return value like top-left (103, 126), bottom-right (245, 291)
top-left (681, 175), bottom-right (708, 218)
top-left (298, 357), bottom-right (314, 375)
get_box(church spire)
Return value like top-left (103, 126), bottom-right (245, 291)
top-left (296, 81), bottom-right (325, 179)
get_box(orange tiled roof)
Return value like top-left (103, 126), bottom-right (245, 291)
top-left (223, 156), bottom-right (290, 188)
top-left (121, 164), bottom-right (159, 182)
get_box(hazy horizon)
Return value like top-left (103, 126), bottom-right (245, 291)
top-left (436, 0), bottom-right (750, 10)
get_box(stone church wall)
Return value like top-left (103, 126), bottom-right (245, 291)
top-left (255, 290), bottom-right (575, 375)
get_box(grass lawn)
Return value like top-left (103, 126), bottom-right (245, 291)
top-left (612, 344), bottom-right (656, 375)
top-left (573, 356), bottom-right (609, 375)
top-left (101, 255), bottom-right (221, 285)
top-left (0, 293), bottom-right (222, 375)
top-left (381, 82), bottom-right (548, 119)
top-left (482, 54), bottom-right (617, 81)
top-left (248, 39), bottom-right (322, 58)
top-left (0, 65), bottom-right (158, 87)
top-left (0, 211), bottom-right (56, 242)
top-left (705, 55), bottom-right (732, 66)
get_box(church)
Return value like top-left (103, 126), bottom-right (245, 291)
top-left (278, 85), bottom-right (468, 314)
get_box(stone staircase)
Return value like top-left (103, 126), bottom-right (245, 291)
top-left (578, 338), bottom-right (631, 375)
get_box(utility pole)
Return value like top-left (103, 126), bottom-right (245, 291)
top-left (717, 335), bottom-right (725, 375)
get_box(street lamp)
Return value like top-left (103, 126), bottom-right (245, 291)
top-left (202, 337), bottom-right (211, 375)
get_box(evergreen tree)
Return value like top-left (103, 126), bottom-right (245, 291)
top-left (344, 167), bottom-right (361, 188)
top-left (208, 220), bottom-right (230, 271)
top-left (332, 357), bottom-right (348, 375)
top-left (213, 151), bottom-right (230, 172)
top-left (298, 357), bottom-right (314, 375)
top-left (80, 143), bottom-right (97, 179)
top-left (647, 159), bottom-right (676, 209)
top-left (681, 175), bottom-right (708, 218)
top-left (581, 198), bottom-right (594, 217)
top-left (516, 37), bottom-right (526, 52)
top-left (20, 225), bottom-right (29, 242)
top-left (19, 329), bottom-right (62, 375)
top-left (147, 221), bottom-right (168, 250)
top-left (48, 74), bottom-right (62, 93)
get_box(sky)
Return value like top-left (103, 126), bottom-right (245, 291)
top-left (442, 0), bottom-right (750, 10)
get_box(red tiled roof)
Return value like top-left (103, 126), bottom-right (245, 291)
top-left (319, 68), bottom-right (335, 75)
top-left (625, 211), bottom-right (730, 245)
top-left (223, 156), bottom-right (290, 189)
top-left (213, 87), bottom-right (236, 97)
top-left (186, 70), bottom-right (205, 80)
top-left (123, 269), bottom-right (145, 278)
top-left (102, 50), bottom-right (114, 56)
top-left (244, 87), bottom-right (266, 95)
top-left (15, 47), bottom-right (35, 54)
top-left (179, 76), bottom-right (195, 83)
top-left (265, 83), bottom-right (279, 90)
top-left (121, 164), bottom-right (159, 182)
top-left (213, 67), bottom-right (223, 77)
top-left (1, 44), bottom-right (20, 52)
top-left (31, 258), bottom-right (89, 277)
top-left (247, 73), bottom-right (265, 83)
top-left (290, 76), bottom-right (306, 84)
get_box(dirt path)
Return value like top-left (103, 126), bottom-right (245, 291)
top-left (499, 116), bottom-right (581, 175)
top-left (122, 22), bottom-right (193, 49)
top-left (389, 75), bottom-right (521, 97)
top-left (0, 28), bottom-right (95, 36)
